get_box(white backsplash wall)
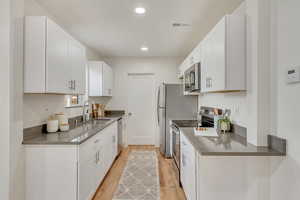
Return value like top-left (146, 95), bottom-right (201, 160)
top-left (198, 92), bottom-right (247, 126)
top-left (23, 94), bottom-right (80, 128)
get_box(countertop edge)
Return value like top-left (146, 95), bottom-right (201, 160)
top-left (22, 115), bottom-right (124, 146)
top-left (199, 151), bottom-right (285, 156)
top-left (180, 127), bottom-right (286, 157)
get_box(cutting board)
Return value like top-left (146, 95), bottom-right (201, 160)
top-left (194, 128), bottom-right (219, 137)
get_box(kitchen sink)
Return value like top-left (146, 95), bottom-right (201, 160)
top-left (95, 118), bottom-right (111, 123)
top-left (95, 118), bottom-right (110, 121)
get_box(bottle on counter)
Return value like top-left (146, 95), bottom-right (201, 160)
top-left (47, 116), bottom-right (59, 133)
top-left (55, 113), bottom-right (69, 132)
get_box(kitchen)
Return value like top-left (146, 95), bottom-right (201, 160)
top-left (1, 0), bottom-right (300, 200)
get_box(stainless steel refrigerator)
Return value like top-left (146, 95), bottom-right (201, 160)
top-left (157, 83), bottom-right (197, 158)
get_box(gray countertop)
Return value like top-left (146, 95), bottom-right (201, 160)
top-left (23, 113), bottom-right (124, 145)
top-left (179, 127), bottom-right (285, 156)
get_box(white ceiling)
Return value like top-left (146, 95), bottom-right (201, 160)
top-left (35, 0), bottom-right (243, 57)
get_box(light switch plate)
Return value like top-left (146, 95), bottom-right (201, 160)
top-left (287, 66), bottom-right (300, 84)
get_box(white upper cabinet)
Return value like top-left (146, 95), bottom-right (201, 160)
top-left (88, 61), bottom-right (113, 97)
top-left (179, 13), bottom-right (246, 93)
top-left (46, 18), bottom-right (71, 94)
top-left (69, 38), bottom-right (86, 94)
top-left (24, 16), bottom-right (86, 94)
top-left (201, 15), bottom-right (246, 92)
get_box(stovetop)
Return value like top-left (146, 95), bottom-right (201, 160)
top-left (171, 120), bottom-right (199, 128)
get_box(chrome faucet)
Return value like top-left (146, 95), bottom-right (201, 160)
top-left (82, 99), bottom-right (94, 124)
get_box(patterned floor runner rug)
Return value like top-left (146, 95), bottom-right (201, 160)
top-left (113, 151), bottom-right (160, 200)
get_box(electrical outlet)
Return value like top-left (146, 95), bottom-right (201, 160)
top-left (233, 105), bottom-right (240, 115)
top-left (287, 66), bottom-right (300, 84)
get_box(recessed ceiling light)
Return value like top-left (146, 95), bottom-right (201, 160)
top-left (135, 7), bottom-right (146, 15)
top-left (140, 46), bottom-right (149, 52)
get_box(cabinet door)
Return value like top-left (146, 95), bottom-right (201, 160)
top-left (24, 16), bottom-right (47, 93)
top-left (201, 36), bottom-right (210, 92)
top-left (181, 145), bottom-right (189, 198)
top-left (112, 123), bottom-right (118, 159)
top-left (108, 65), bottom-right (113, 96)
top-left (89, 62), bottom-right (103, 96)
top-left (69, 39), bottom-right (86, 94)
top-left (186, 147), bottom-right (196, 200)
top-left (104, 122), bottom-right (118, 170)
top-left (102, 63), bottom-right (113, 96)
top-left (180, 134), bottom-right (187, 190)
top-left (180, 134), bottom-right (196, 200)
top-left (196, 152), bottom-right (200, 200)
top-left (78, 158), bottom-right (96, 200)
top-left (209, 17), bottom-right (226, 91)
top-left (46, 18), bottom-right (72, 94)
top-left (78, 138), bottom-right (98, 200)
top-left (103, 129), bottom-right (113, 172)
top-left (94, 134), bottom-right (106, 188)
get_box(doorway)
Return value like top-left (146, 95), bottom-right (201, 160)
top-left (127, 73), bottom-right (156, 145)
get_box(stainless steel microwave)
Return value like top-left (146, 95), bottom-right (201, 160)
top-left (184, 62), bottom-right (201, 92)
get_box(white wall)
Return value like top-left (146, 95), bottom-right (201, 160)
top-left (104, 57), bottom-right (181, 145)
top-left (0, 0), bottom-right (12, 199)
top-left (0, 0), bottom-right (25, 199)
top-left (10, 0), bottom-right (25, 198)
top-left (270, 1), bottom-right (300, 200)
top-left (105, 57), bottom-right (181, 109)
top-left (23, 0), bottom-right (104, 128)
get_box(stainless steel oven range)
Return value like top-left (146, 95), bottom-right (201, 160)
top-left (171, 123), bottom-right (181, 174)
top-left (170, 120), bottom-right (199, 186)
top-left (170, 107), bottom-right (223, 186)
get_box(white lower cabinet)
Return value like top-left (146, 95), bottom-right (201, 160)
top-left (180, 133), bottom-right (197, 200)
top-left (195, 154), bottom-right (271, 200)
top-left (25, 121), bottom-right (118, 200)
top-left (180, 133), bottom-right (272, 200)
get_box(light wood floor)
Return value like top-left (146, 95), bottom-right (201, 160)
top-left (93, 145), bottom-right (186, 200)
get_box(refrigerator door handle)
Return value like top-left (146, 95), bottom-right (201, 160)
top-left (157, 87), bottom-right (160, 125)
top-left (157, 107), bottom-right (160, 125)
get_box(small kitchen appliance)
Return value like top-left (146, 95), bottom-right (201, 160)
top-left (184, 62), bottom-right (201, 93)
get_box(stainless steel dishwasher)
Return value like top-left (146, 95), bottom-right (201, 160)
top-left (117, 118), bottom-right (123, 155)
